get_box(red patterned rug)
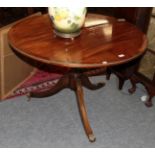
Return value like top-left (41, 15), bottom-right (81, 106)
top-left (7, 66), bottom-right (69, 99)
top-left (13, 70), bottom-right (61, 96)
top-left (6, 66), bottom-right (105, 99)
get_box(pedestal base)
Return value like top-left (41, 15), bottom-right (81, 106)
top-left (27, 69), bottom-right (105, 142)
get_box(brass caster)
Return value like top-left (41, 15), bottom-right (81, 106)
top-left (26, 93), bottom-right (31, 102)
top-left (88, 134), bottom-right (96, 142)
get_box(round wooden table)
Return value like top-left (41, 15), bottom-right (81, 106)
top-left (8, 13), bottom-right (147, 142)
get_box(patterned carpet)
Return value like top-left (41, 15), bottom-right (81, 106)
top-left (11, 69), bottom-right (62, 98)
top-left (7, 66), bottom-right (105, 100)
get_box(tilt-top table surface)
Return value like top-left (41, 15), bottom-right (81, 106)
top-left (8, 13), bottom-right (147, 142)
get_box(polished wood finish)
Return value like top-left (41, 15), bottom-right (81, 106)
top-left (8, 13), bottom-right (147, 142)
top-left (8, 14), bottom-right (147, 69)
top-left (106, 8), bottom-right (154, 107)
top-left (76, 77), bottom-right (96, 142)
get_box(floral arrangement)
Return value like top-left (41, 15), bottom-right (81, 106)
top-left (48, 7), bottom-right (87, 34)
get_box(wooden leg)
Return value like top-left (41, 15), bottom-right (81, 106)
top-left (118, 77), bottom-right (125, 90)
top-left (81, 74), bottom-right (105, 90)
top-left (128, 77), bottom-right (137, 94)
top-left (144, 87), bottom-right (153, 107)
top-left (106, 68), bottom-right (112, 80)
top-left (145, 95), bottom-right (153, 107)
top-left (75, 78), bottom-right (96, 142)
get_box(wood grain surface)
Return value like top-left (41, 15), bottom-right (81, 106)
top-left (8, 13), bottom-right (147, 68)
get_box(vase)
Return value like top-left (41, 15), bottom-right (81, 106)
top-left (48, 7), bottom-right (87, 38)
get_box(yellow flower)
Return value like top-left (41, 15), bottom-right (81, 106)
top-left (55, 15), bottom-right (62, 21)
top-left (55, 10), bottom-right (69, 21)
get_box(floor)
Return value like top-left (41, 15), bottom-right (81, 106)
top-left (0, 75), bottom-right (155, 148)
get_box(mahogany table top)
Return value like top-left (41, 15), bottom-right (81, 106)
top-left (8, 13), bottom-right (147, 69)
